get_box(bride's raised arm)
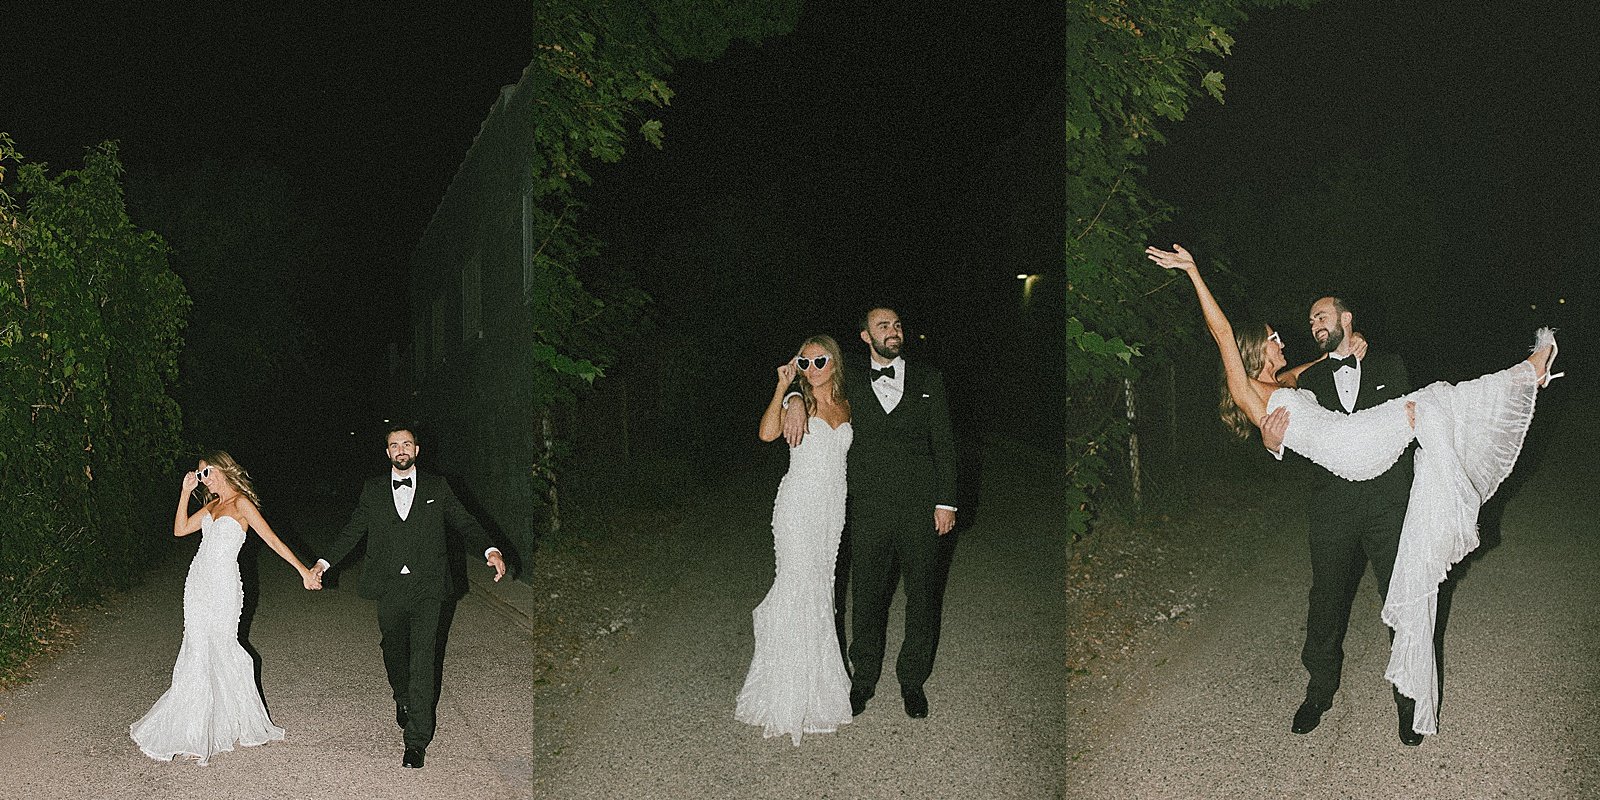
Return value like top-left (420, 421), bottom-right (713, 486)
top-left (1145, 244), bottom-right (1269, 428)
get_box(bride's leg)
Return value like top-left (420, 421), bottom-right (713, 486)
top-left (1528, 328), bottom-right (1560, 386)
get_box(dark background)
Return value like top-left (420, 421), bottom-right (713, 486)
top-left (7, 2), bottom-right (1064, 488)
top-left (9, 1), bottom-right (1596, 492)
top-left (1148, 0), bottom-right (1598, 387)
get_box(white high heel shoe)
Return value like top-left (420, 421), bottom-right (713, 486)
top-left (1533, 327), bottom-right (1564, 387)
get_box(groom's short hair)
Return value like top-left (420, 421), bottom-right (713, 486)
top-left (1313, 293), bottom-right (1353, 318)
top-left (385, 424), bottom-right (420, 446)
top-left (859, 304), bottom-right (899, 331)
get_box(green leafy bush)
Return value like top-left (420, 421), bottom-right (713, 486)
top-left (0, 136), bottom-right (189, 681)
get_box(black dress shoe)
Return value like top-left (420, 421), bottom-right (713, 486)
top-left (849, 687), bottom-right (873, 716)
top-left (396, 703), bottom-right (409, 729)
top-left (1397, 700), bottom-right (1424, 746)
top-left (402, 747), bottom-right (425, 768)
top-left (1291, 698), bottom-right (1332, 734)
top-left (901, 686), bottom-right (929, 719)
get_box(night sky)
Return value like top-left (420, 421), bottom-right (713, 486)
top-left (8, 3), bottom-right (535, 366)
top-left (7, 2), bottom-right (1062, 464)
top-left (1148, 0), bottom-right (1599, 385)
top-left (8, 2), bottom-right (1594, 464)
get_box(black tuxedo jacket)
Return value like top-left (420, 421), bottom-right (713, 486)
top-left (324, 470), bottom-right (490, 601)
top-left (1296, 351), bottom-right (1413, 505)
top-left (845, 361), bottom-right (958, 526)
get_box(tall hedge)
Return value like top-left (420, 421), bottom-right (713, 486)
top-left (0, 137), bottom-right (190, 680)
top-left (1062, 0), bottom-right (1311, 538)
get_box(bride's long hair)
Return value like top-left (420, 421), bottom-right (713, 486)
top-left (1219, 322), bottom-right (1270, 439)
top-left (795, 334), bottom-right (847, 418)
top-left (195, 449), bottom-right (264, 509)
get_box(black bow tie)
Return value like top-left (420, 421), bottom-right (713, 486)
top-left (1333, 358), bottom-right (1359, 373)
top-left (393, 477), bottom-right (413, 489)
top-left (872, 365), bottom-right (896, 381)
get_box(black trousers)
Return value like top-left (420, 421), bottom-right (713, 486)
top-left (1301, 494), bottom-right (1406, 704)
top-left (847, 517), bottom-right (953, 692)
top-left (376, 579), bottom-right (447, 749)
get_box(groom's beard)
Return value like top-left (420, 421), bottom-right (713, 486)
top-left (1316, 326), bottom-right (1346, 354)
top-left (390, 454), bottom-right (414, 471)
top-left (871, 336), bottom-right (902, 360)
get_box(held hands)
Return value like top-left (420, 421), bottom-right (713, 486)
top-left (487, 550), bottom-right (507, 582)
top-left (301, 568), bottom-right (323, 591)
top-left (1145, 244), bottom-right (1198, 275)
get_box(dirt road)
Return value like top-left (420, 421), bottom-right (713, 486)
top-left (1064, 389), bottom-right (1600, 798)
top-left (0, 513), bottom-right (534, 800)
top-left (533, 437), bottom-right (1067, 799)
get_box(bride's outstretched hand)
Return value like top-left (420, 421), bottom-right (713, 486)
top-left (1145, 244), bottom-right (1198, 274)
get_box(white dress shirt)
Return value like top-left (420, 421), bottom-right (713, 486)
top-left (868, 356), bottom-right (906, 413)
top-left (1328, 353), bottom-right (1361, 412)
top-left (392, 469), bottom-right (415, 573)
top-left (391, 469), bottom-right (416, 520)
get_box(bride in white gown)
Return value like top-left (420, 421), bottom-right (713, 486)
top-left (736, 335), bottom-right (854, 745)
top-left (131, 451), bottom-right (321, 764)
top-left (1148, 244), bottom-right (1562, 736)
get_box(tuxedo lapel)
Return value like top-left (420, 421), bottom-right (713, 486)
top-left (855, 365), bottom-right (887, 418)
top-left (1356, 365), bottom-right (1379, 411)
top-left (892, 366), bottom-right (923, 416)
top-left (1303, 362), bottom-right (1340, 413)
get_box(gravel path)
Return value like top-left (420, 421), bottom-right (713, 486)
top-left (0, 513), bottom-right (534, 800)
top-left (533, 437), bottom-right (1067, 799)
top-left (1064, 390), bottom-right (1600, 798)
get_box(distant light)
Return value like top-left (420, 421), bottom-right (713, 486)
top-left (1016, 274), bottom-right (1029, 280)
top-left (1531, 304), bottom-right (1537, 310)
top-left (918, 334), bottom-right (927, 340)
top-left (383, 419), bottom-right (391, 423)
top-left (1020, 273), bottom-right (1043, 305)
top-left (351, 431), bottom-right (356, 436)
top-left (1559, 298), bottom-right (1566, 304)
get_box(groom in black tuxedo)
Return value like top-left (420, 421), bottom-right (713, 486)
top-left (1265, 294), bottom-right (1421, 746)
top-left (313, 426), bottom-right (506, 768)
top-left (836, 306), bottom-right (958, 719)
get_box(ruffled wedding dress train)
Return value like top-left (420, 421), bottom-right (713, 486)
top-left (736, 416), bottom-right (854, 745)
top-left (1269, 331), bottom-right (1549, 734)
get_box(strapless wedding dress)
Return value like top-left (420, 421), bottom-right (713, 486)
top-left (130, 513), bottom-right (284, 764)
top-left (736, 416), bottom-right (854, 745)
top-left (1269, 352), bottom-right (1542, 734)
